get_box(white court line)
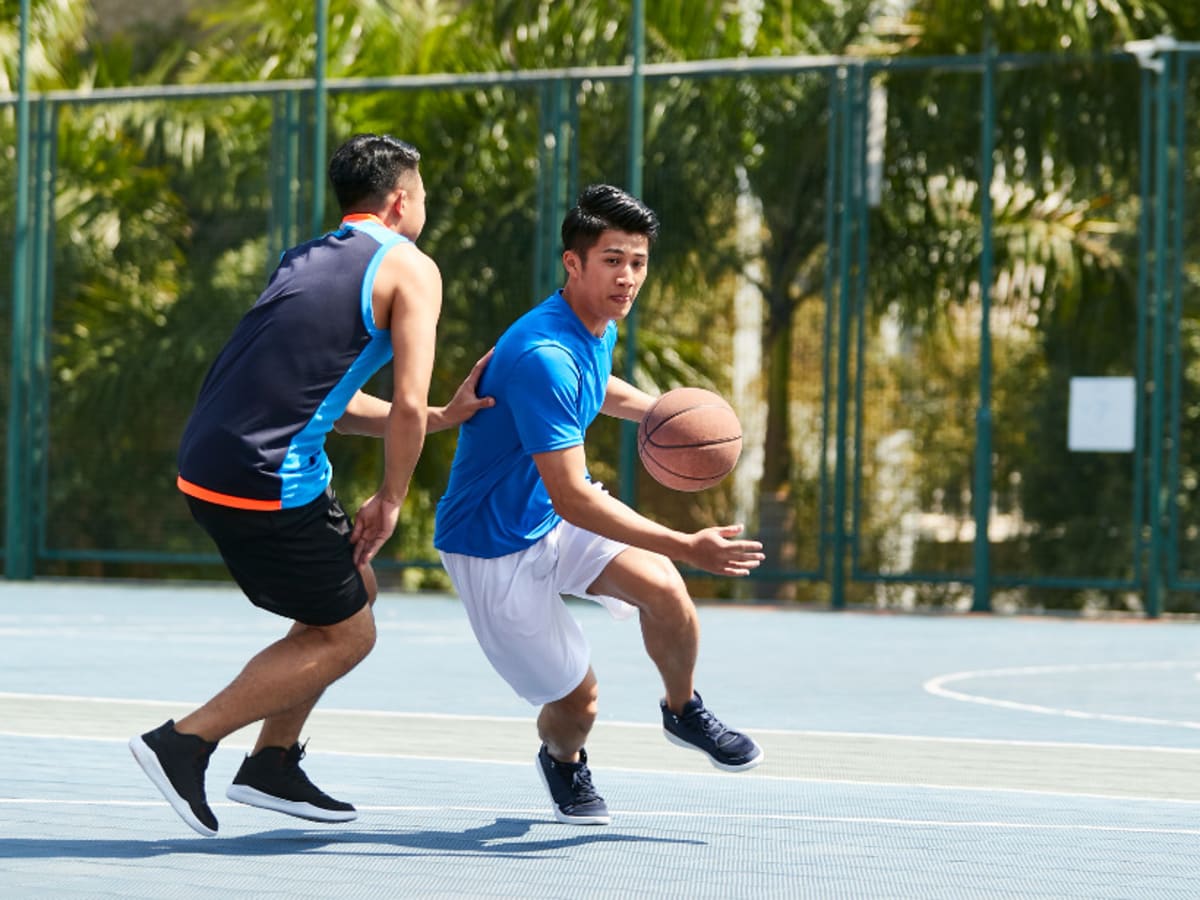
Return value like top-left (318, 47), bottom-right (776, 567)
top-left (3, 730), bottom-right (1199, 806)
top-left (4, 690), bottom-right (1200, 755)
top-left (0, 691), bottom-right (534, 725)
top-left (780, 728), bottom-right (1200, 754)
top-left (924, 660), bottom-right (1200, 730)
top-left (2, 798), bottom-right (1199, 837)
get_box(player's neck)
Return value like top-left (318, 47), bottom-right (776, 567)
top-left (560, 286), bottom-right (610, 338)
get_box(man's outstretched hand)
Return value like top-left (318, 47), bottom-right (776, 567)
top-left (684, 524), bottom-right (765, 577)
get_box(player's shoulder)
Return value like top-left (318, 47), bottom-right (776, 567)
top-left (381, 236), bottom-right (435, 266)
top-left (501, 340), bottom-right (580, 390)
top-left (378, 238), bottom-right (440, 284)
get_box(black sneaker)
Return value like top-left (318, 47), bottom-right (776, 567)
top-left (225, 741), bottom-right (356, 823)
top-left (535, 745), bottom-right (611, 826)
top-left (129, 719), bottom-right (219, 837)
top-left (661, 692), bottom-right (764, 772)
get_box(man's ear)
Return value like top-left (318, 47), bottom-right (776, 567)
top-left (562, 249), bottom-right (582, 279)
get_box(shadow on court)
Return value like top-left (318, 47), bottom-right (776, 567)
top-left (0, 817), bottom-right (706, 861)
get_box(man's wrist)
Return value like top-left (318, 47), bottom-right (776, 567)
top-left (378, 487), bottom-right (406, 505)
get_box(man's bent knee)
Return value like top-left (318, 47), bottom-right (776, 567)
top-left (591, 548), bottom-right (689, 608)
top-left (548, 671), bottom-right (599, 720)
top-left (321, 603), bottom-right (377, 668)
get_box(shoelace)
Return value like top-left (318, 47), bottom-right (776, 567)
top-left (568, 765), bottom-right (601, 803)
top-left (684, 706), bottom-right (741, 747)
top-left (282, 741), bottom-right (319, 789)
top-left (550, 755), bottom-right (601, 803)
top-left (687, 706), bottom-right (726, 737)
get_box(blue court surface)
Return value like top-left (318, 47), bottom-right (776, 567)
top-left (2, 580), bottom-right (1199, 898)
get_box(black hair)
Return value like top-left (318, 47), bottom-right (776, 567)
top-left (561, 184), bottom-right (659, 257)
top-left (328, 133), bottom-right (421, 212)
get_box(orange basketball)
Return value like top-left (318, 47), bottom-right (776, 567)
top-left (637, 388), bottom-right (742, 492)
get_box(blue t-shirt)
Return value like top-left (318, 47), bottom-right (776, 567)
top-left (434, 290), bottom-right (616, 557)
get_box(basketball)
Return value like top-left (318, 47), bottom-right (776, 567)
top-left (637, 387), bottom-right (743, 492)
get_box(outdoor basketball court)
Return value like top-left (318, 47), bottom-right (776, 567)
top-left (2, 580), bottom-right (1198, 898)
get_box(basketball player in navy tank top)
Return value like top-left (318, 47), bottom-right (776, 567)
top-left (130, 134), bottom-right (493, 837)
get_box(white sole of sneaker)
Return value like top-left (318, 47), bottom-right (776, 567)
top-left (225, 784), bottom-right (357, 823)
top-left (663, 730), bottom-right (766, 772)
top-left (128, 736), bottom-right (218, 837)
top-left (534, 757), bottom-right (611, 826)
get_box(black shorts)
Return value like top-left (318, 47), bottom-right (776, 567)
top-left (186, 486), bottom-right (368, 626)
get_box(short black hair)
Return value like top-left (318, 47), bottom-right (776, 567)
top-left (561, 184), bottom-right (659, 257)
top-left (328, 133), bottom-right (421, 212)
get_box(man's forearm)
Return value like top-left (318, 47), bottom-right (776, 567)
top-left (380, 406), bottom-right (427, 502)
top-left (553, 484), bottom-right (689, 561)
top-left (334, 391), bottom-right (390, 437)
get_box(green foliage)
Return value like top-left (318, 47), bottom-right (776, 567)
top-left (6, 0), bottom-right (1200, 613)
top-left (897, 0), bottom-right (1194, 54)
top-left (0, 0), bottom-right (90, 93)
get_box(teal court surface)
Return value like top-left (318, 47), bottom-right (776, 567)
top-left (2, 580), bottom-right (1199, 898)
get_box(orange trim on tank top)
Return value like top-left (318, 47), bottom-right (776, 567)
top-left (341, 213), bottom-right (386, 226)
top-left (176, 475), bottom-right (282, 511)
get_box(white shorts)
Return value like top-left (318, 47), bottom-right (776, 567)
top-left (439, 520), bottom-right (637, 705)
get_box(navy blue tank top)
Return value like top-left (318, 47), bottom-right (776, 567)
top-left (177, 215), bottom-right (405, 509)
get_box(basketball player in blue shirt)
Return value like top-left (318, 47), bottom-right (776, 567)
top-left (435, 184), bottom-right (765, 826)
top-left (130, 134), bottom-right (493, 837)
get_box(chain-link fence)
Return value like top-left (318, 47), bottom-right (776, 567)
top-left (3, 46), bottom-right (1197, 613)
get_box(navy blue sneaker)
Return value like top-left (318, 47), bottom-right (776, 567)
top-left (129, 719), bottom-right (219, 837)
top-left (226, 741), bottom-right (356, 823)
top-left (536, 745), bottom-right (611, 825)
top-left (661, 692), bottom-right (764, 772)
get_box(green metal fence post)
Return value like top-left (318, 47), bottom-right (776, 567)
top-left (269, 95), bottom-right (285, 266)
top-left (549, 79), bottom-right (572, 263)
top-left (971, 35), bottom-right (997, 613)
top-left (818, 74), bottom-right (840, 576)
top-left (1133, 65), bottom-right (1152, 588)
top-left (534, 79), bottom-right (572, 301)
top-left (5, 0), bottom-right (34, 580)
top-left (619, 0), bottom-right (646, 507)
top-left (311, 0), bottom-right (329, 236)
top-left (31, 99), bottom-right (55, 559)
top-left (849, 63), bottom-right (870, 581)
top-left (567, 79), bottom-right (580, 209)
top-left (1164, 48), bottom-right (1187, 596)
top-left (534, 83), bottom-right (549, 303)
top-left (831, 66), bottom-right (854, 610)
top-left (285, 91), bottom-right (302, 249)
top-left (1146, 48), bottom-right (1172, 619)
top-left (266, 91), bottom-right (302, 273)
top-left (534, 82), bottom-right (558, 302)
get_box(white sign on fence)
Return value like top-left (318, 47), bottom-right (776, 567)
top-left (1067, 376), bottom-right (1136, 452)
